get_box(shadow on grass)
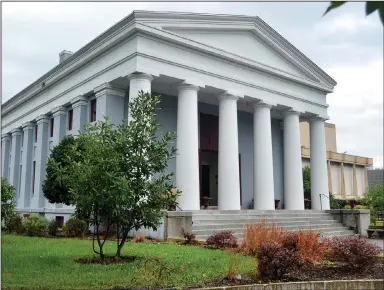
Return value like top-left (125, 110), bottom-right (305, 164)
top-left (74, 255), bottom-right (138, 264)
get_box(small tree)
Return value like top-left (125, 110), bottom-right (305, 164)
top-left (360, 184), bottom-right (384, 223)
top-left (43, 135), bottom-right (84, 205)
top-left (1, 177), bottom-right (17, 222)
top-left (52, 91), bottom-right (178, 260)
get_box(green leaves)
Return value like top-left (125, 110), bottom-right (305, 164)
top-left (323, 1), bottom-right (384, 25)
top-left (323, 1), bottom-right (347, 16)
top-left (1, 177), bottom-right (16, 222)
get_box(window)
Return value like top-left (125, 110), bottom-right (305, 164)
top-left (90, 99), bottom-right (97, 122)
top-left (34, 125), bottom-right (38, 142)
top-left (68, 109), bottom-right (73, 131)
top-left (32, 161), bottom-right (36, 195)
top-left (56, 216), bottom-right (64, 227)
top-left (50, 118), bottom-right (54, 137)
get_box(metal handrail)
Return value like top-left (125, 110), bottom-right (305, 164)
top-left (319, 193), bottom-right (343, 224)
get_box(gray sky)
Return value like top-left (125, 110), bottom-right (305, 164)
top-left (2, 2), bottom-right (383, 167)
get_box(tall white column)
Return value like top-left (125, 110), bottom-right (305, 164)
top-left (218, 93), bottom-right (241, 210)
top-left (1, 133), bottom-right (11, 179)
top-left (9, 128), bottom-right (22, 202)
top-left (310, 117), bottom-right (329, 210)
top-left (19, 123), bottom-right (34, 208)
top-left (176, 83), bottom-right (200, 211)
top-left (31, 115), bottom-right (49, 209)
top-left (253, 102), bottom-right (275, 210)
top-left (283, 110), bottom-right (304, 210)
top-left (70, 95), bottom-right (88, 136)
top-left (127, 73), bottom-right (153, 121)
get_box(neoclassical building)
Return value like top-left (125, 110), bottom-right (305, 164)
top-left (1, 11), bottom-right (337, 222)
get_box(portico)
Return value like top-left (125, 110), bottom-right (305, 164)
top-left (1, 10), bottom-right (336, 221)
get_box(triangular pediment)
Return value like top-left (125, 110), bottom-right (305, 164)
top-left (162, 28), bottom-right (318, 82)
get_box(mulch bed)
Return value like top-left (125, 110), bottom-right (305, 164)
top-left (74, 255), bottom-right (137, 265)
top-left (197, 259), bottom-right (384, 288)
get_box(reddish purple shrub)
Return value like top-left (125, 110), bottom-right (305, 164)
top-left (256, 242), bottom-right (301, 280)
top-left (180, 228), bottom-right (198, 245)
top-left (329, 236), bottom-right (381, 270)
top-left (206, 231), bottom-right (238, 249)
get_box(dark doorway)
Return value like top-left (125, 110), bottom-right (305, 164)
top-left (201, 165), bottom-right (211, 198)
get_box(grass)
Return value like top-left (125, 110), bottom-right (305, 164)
top-left (2, 234), bottom-right (256, 290)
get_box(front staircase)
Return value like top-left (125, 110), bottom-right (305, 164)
top-left (191, 210), bottom-right (355, 240)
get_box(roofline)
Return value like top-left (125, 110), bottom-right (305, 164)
top-left (2, 10), bottom-right (336, 111)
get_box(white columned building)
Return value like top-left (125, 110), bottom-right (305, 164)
top-left (1, 11), bottom-right (337, 221)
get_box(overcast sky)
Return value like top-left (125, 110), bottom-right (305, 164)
top-left (2, 2), bottom-right (383, 167)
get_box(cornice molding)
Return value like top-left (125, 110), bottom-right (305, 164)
top-left (51, 106), bottom-right (66, 117)
top-left (36, 114), bottom-right (49, 125)
top-left (70, 95), bottom-right (88, 108)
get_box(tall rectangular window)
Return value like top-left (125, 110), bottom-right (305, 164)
top-left (34, 125), bottom-right (38, 142)
top-left (32, 161), bottom-right (36, 195)
top-left (50, 118), bottom-right (54, 137)
top-left (90, 99), bottom-right (97, 122)
top-left (68, 109), bottom-right (73, 131)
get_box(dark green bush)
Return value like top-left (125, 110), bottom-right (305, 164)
top-left (48, 219), bottom-right (59, 237)
top-left (24, 214), bottom-right (48, 237)
top-left (4, 213), bottom-right (25, 234)
top-left (63, 217), bottom-right (88, 238)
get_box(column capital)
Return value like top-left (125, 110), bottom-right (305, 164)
top-left (51, 106), bottom-right (66, 117)
top-left (218, 92), bottom-right (239, 101)
top-left (1, 133), bottom-right (11, 140)
top-left (253, 100), bottom-right (275, 109)
top-left (177, 82), bottom-right (200, 93)
top-left (10, 128), bottom-right (23, 136)
top-left (22, 122), bottom-right (35, 131)
top-left (309, 115), bottom-right (329, 122)
top-left (36, 114), bottom-right (49, 125)
top-left (283, 109), bottom-right (302, 117)
top-left (94, 82), bottom-right (126, 98)
top-left (127, 72), bottom-right (154, 82)
top-left (70, 95), bottom-right (88, 108)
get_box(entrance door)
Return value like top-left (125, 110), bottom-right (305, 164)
top-left (201, 165), bottom-right (210, 198)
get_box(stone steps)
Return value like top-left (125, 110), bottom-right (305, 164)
top-left (190, 210), bottom-right (355, 240)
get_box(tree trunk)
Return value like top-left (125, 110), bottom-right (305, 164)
top-left (115, 230), bottom-right (129, 258)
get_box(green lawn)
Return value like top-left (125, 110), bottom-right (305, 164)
top-left (2, 234), bottom-right (256, 290)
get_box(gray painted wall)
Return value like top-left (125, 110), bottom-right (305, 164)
top-left (155, 94), bottom-right (285, 209)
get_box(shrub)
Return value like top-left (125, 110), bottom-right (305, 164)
top-left (239, 219), bottom-right (286, 256)
top-left (4, 213), bottom-right (25, 234)
top-left (283, 230), bottom-right (330, 266)
top-left (344, 205), bottom-right (352, 209)
top-left (23, 214), bottom-right (48, 237)
top-left (354, 205), bottom-right (368, 209)
top-left (63, 217), bottom-right (88, 238)
top-left (1, 177), bottom-right (17, 222)
top-left (180, 228), bottom-right (198, 245)
top-left (329, 236), bottom-right (381, 270)
top-left (132, 234), bottom-right (147, 243)
top-left (206, 231), bottom-right (238, 249)
top-left (256, 242), bottom-right (301, 280)
top-left (48, 219), bottom-right (58, 237)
